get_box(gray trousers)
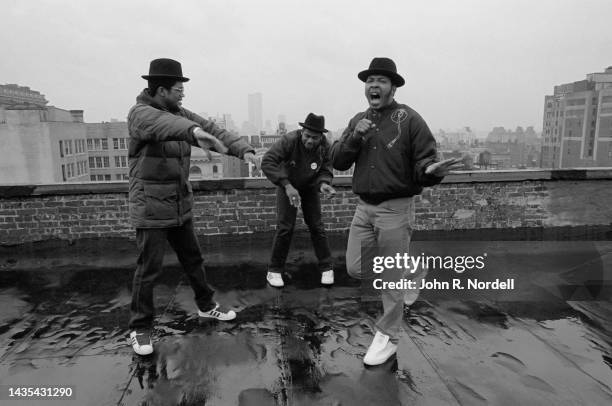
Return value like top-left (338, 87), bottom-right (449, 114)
top-left (346, 197), bottom-right (424, 342)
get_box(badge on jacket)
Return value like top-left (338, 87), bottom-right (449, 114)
top-left (310, 162), bottom-right (318, 170)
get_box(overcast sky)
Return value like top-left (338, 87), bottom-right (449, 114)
top-left (2, 0), bottom-right (611, 133)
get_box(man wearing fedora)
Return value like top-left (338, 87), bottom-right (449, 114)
top-left (331, 57), bottom-right (463, 365)
top-left (261, 113), bottom-right (336, 287)
top-left (127, 58), bottom-right (260, 355)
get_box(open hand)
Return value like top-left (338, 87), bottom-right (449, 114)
top-left (243, 152), bottom-right (261, 170)
top-left (425, 158), bottom-right (465, 177)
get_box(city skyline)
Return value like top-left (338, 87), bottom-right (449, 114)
top-left (2, 0), bottom-right (611, 132)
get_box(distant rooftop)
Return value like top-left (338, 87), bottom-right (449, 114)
top-left (0, 83), bottom-right (48, 109)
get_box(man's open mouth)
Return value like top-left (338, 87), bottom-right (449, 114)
top-left (369, 91), bottom-right (381, 102)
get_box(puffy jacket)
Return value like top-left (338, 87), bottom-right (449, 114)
top-left (261, 130), bottom-right (333, 190)
top-left (127, 89), bottom-right (254, 228)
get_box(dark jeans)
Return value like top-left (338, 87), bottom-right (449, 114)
top-left (269, 186), bottom-right (332, 273)
top-left (129, 219), bottom-right (215, 331)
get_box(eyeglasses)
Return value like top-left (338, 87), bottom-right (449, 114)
top-left (170, 87), bottom-right (185, 95)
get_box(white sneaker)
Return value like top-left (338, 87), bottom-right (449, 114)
top-left (363, 331), bottom-right (397, 366)
top-left (267, 272), bottom-right (284, 287)
top-left (321, 270), bottom-right (334, 285)
top-left (198, 303), bottom-right (236, 321)
top-left (130, 330), bottom-right (153, 356)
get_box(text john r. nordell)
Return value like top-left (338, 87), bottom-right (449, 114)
top-left (373, 278), bottom-right (515, 290)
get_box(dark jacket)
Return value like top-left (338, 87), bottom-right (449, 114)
top-left (330, 100), bottom-right (442, 204)
top-left (261, 130), bottom-right (333, 190)
top-left (128, 89), bottom-right (254, 228)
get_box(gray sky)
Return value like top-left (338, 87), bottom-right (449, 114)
top-left (2, 0), bottom-right (611, 133)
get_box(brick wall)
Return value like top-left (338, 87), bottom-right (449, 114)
top-left (1, 169), bottom-right (612, 245)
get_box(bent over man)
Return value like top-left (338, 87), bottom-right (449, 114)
top-left (261, 113), bottom-right (336, 288)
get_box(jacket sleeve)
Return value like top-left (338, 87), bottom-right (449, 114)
top-left (261, 136), bottom-right (292, 187)
top-left (315, 141), bottom-right (334, 187)
top-left (128, 104), bottom-right (197, 143)
top-left (330, 115), bottom-right (363, 170)
top-left (183, 109), bottom-right (255, 159)
top-left (410, 114), bottom-right (444, 187)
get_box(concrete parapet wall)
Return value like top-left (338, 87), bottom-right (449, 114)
top-left (1, 169), bottom-right (612, 245)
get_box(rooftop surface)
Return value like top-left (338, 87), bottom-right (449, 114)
top-left (1, 237), bottom-right (611, 405)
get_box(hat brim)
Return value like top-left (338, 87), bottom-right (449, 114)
top-left (141, 74), bottom-right (190, 82)
top-left (357, 69), bottom-right (404, 87)
top-left (299, 122), bottom-right (328, 133)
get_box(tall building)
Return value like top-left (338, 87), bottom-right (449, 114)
top-left (0, 86), bottom-right (89, 184)
top-left (541, 66), bottom-right (612, 168)
top-left (248, 92), bottom-right (263, 134)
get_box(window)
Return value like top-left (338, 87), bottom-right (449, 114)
top-left (96, 157), bottom-right (102, 168)
top-left (71, 163), bottom-right (75, 177)
top-left (103, 157), bottom-right (110, 167)
top-left (94, 139), bottom-right (101, 150)
top-left (114, 156), bottom-right (120, 167)
top-left (121, 156), bottom-right (127, 167)
top-left (123, 174), bottom-right (129, 180)
top-left (113, 138), bottom-right (119, 149)
top-left (90, 175), bottom-right (96, 181)
top-left (59, 140), bottom-right (64, 157)
top-left (102, 138), bottom-right (108, 150)
top-left (87, 139), bottom-right (93, 150)
top-left (115, 174), bottom-right (123, 180)
top-left (105, 174), bottom-right (111, 181)
top-left (120, 138), bottom-right (127, 149)
top-left (89, 157), bottom-right (95, 168)
top-left (61, 164), bottom-right (66, 181)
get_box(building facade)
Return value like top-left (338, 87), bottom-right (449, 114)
top-left (0, 104), bottom-right (89, 184)
top-left (541, 66), bottom-right (612, 168)
top-left (86, 122), bottom-right (130, 181)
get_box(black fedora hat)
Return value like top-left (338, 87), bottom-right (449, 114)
top-left (299, 113), bottom-right (328, 133)
top-left (358, 57), bottom-right (404, 87)
top-left (142, 58), bottom-right (190, 82)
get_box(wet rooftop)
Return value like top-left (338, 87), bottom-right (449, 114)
top-left (1, 235), bottom-right (612, 406)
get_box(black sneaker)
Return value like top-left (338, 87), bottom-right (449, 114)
top-left (130, 330), bottom-right (153, 355)
top-left (198, 303), bottom-right (237, 321)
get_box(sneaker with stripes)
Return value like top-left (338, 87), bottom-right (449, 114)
top-left (197, 303), bottom-right (237, 321)
top-left (130, 330), bottom-right (153, 355)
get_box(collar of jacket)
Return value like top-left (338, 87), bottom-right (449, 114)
top-left (136, 88), bottom-right (180, 113)
top-left (367, 99), bottom-right (399, 118)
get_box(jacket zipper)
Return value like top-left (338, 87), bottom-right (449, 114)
top-left (177, 142), bottom-right (183, 226)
